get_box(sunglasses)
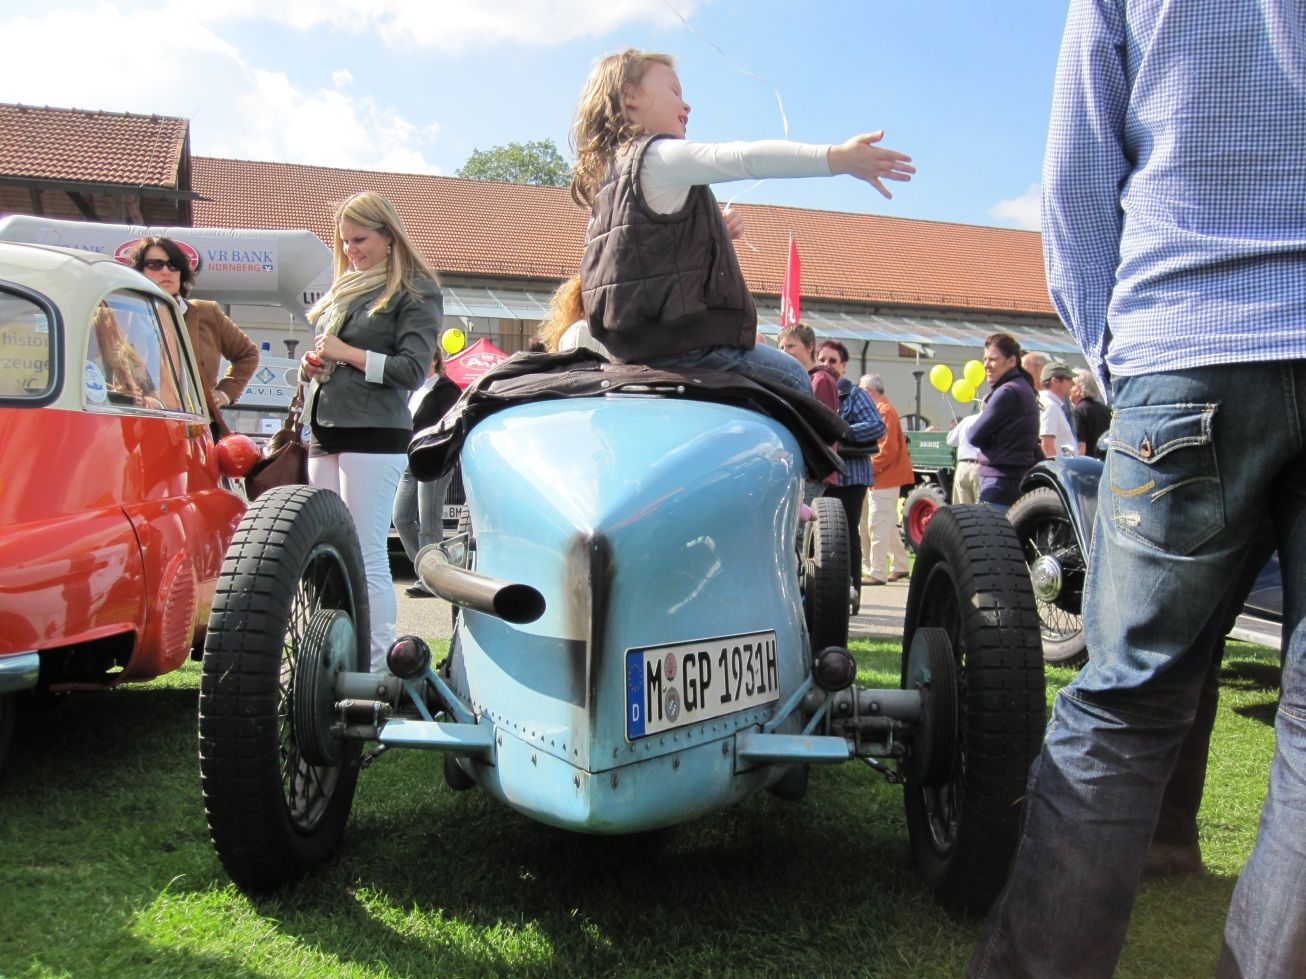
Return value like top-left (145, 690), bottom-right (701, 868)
top-left (142, 259), bottom-right (182, 272)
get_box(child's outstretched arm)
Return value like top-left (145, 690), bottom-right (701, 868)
top-left (827, 131), bottom-right (915, 199)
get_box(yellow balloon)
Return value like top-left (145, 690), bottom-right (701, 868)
top-left (441, 328), bottom-right (466, 355)
top-left (928, 364), bottom-right (954, 393)
top-left (951, 379), bottom-right (976, 403)
top-left (963, 359), bottom-right (986, 388)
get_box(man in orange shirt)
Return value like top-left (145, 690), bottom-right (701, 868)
top-left (862, 373), bottom-right (912, 585)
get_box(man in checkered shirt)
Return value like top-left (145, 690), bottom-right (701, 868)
top-left (970, 2), bottom-right (1306, 976)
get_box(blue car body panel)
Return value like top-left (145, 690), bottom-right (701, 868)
top-left (444, 395), bottom-right (812, 832)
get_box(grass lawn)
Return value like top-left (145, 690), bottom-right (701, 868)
top-left (0, 639), bottom-right (1278, 978)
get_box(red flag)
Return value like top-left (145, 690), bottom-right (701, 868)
top-left (779, 235), bottom-right (801, 326)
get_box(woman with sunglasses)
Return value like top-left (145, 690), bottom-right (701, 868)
top-left (129, 236), bottom-right (260, 426)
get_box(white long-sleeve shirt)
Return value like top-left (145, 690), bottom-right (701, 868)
top-left (640, 139), bottom-right (832, 214)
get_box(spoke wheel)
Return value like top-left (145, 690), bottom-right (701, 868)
top-left (802, 496), bottom-right (850, 653)
top-left (199, 485), bottom-right (369, 893)
top-left (901, 505), bottom-right (1045, 916)
top-left (1007, 487), bottom-right (1087, 667)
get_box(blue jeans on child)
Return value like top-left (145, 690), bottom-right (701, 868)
top-left (645, 342), bottom-right (811, 395)
top-left (970, 360), bottom-right (1306, 979)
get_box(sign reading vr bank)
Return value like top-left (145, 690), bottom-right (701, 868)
top-left (122, 232), bottom-right (278, 288)
top-left (0, 216), bottom-right (331, 326)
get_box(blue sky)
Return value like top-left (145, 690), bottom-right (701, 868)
top-left (2, 1), bottom-right (1070, 230)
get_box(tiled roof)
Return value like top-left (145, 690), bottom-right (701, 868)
top-left (193, 156), bottom-right (1053, 316)
top-left (0, 103), bottom-right (189, 188)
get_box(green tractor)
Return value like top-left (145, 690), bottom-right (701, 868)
top-left (901, 430), bottom-right (956, 552)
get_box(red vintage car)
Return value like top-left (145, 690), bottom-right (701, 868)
top-left (0, 242), bottom-right (249, 773)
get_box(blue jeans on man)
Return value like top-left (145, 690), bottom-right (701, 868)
top-left (970, 361), bottom-right (1306, 978)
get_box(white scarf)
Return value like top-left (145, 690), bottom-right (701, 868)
top-left (307, 262), bottom-right (391, 337)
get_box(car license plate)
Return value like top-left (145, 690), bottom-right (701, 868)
top-left (625, 631), bottom-right (779, 741)
top-left (442, 504), bottom-right (461, 521)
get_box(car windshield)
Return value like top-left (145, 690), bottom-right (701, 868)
top-left (0, 288), bottom-right (56, 402)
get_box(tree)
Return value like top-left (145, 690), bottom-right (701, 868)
top-left (456, 139), bottom-right (571, 187)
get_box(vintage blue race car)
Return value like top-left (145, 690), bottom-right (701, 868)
top-left (198, 354), bottom-right (1046, 915)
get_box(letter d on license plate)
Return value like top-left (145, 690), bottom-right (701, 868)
top-left (625, 631), bottom-right (779, 741)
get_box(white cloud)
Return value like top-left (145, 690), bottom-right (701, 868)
top-left (991, 182), bottom-right (1042, 231)
top-left (331, 70), bottom-right (354, 89)
top-left (0, 5), bottom-right (442, 173)
top-left (185, 0), bottom-right (697, 52)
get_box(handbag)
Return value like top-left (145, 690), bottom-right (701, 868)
top-left (244, 386), bottom-right (308, 501)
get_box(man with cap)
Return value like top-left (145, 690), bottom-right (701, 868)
top-left (1038, 363), bottom-right (1078, 458)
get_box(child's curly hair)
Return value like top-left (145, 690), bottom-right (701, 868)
top-left (570, 49), bottom-right (675, 208)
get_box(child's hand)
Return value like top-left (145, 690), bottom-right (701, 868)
top-left (721, 206), bottom-right (745, 241)
top-left (828, 131), bottom-right (915, 199)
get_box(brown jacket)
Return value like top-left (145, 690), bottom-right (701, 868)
top-left (183, 299), bottom-right (259, 405)
top-left (871, 397), bottom-right (914, 489)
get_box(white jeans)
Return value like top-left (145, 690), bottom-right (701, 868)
top-left (308, 451), bottom-right (406, 672)
top-left (867, 486), bottom-right (910, 580)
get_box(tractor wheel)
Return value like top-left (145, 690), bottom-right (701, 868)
top-left (900, 504), bottom-right (1045, 916)
top-left (802, 496), bottom-right (850, 653)
top-left (902, 482), bottom-right (948, 553)
top-left (1007, 487), bottom-right (1088, 667)
top-left (199, 485), bottom-right (369, 893)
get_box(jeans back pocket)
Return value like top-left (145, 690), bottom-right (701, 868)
top-left (1106, 402), bottom-right (1224, 555)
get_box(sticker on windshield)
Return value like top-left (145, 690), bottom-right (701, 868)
top-left (84, 361), bottom-right (107, 404)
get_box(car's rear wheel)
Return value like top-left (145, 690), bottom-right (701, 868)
top-left (0, 693), bottom-right (15, 779)
top-left (199, 485), bottom-right (369, 893)
top-left (901, 505), bottom-right (1045, 916)
top-left (802, 496), bottom-right (850, 653)
top-left (902, 482), bottom-right (948, 553)
top-left (1007, 487), bottom-right (1088, 667)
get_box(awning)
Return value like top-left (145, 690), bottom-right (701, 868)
top-left (439, 284), bottom-right (1081, 357)
top-left (755, 306), bottom-right (1082, 356)
top-left (443, 285), bottom-right (553, 320)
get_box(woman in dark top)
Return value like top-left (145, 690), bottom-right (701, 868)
top-left (1072, 367), bottom-right (1112, 459)
top-left (299, 191), bottom-right (442, 671)
top-left (969, 332), bottom-right (1040, 510)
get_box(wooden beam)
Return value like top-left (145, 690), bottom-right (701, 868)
top-left (67, 190), bottom-right (98, 221)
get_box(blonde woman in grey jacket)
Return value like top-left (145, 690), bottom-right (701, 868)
top-left (300, 191), bottom-right (442, 672)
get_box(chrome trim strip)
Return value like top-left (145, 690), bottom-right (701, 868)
top-left (0, 652), bottom-right (40, 694)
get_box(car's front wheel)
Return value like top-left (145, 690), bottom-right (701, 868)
top-left (199, 485), bottom-right (369, 893)
top-left (1007, 487), bottom-right (1088, 667)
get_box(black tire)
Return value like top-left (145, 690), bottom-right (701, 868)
top-left (802, 496), bottom-right (850, 653)
top-left (444, 502), bottom-right (475, 794)
top-left (199, 485), bottom-right (370, 893)
top-left (902, 482), bottom-right (948, 554)
top-left (0, 693), bottom-right (14, 780)
top-left (449, 504), bottom-right (474, 630)
top-left (766, 763), bottom-right (810, 802)
top-left (1007, 487), bottom-right (1088, 668)
top-left (900, 504), bottom-right (1045, 916)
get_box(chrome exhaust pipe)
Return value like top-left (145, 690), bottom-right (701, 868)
top-left (415, 544), bottom-right (545, 624)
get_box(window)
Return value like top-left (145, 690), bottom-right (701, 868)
top-left (84, 291), bottom-right (201, 414)
top-left (0, 289), bottom-right (56, 401)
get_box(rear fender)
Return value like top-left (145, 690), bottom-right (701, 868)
top-left (1020, 456), bottom-right (1102, 556)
